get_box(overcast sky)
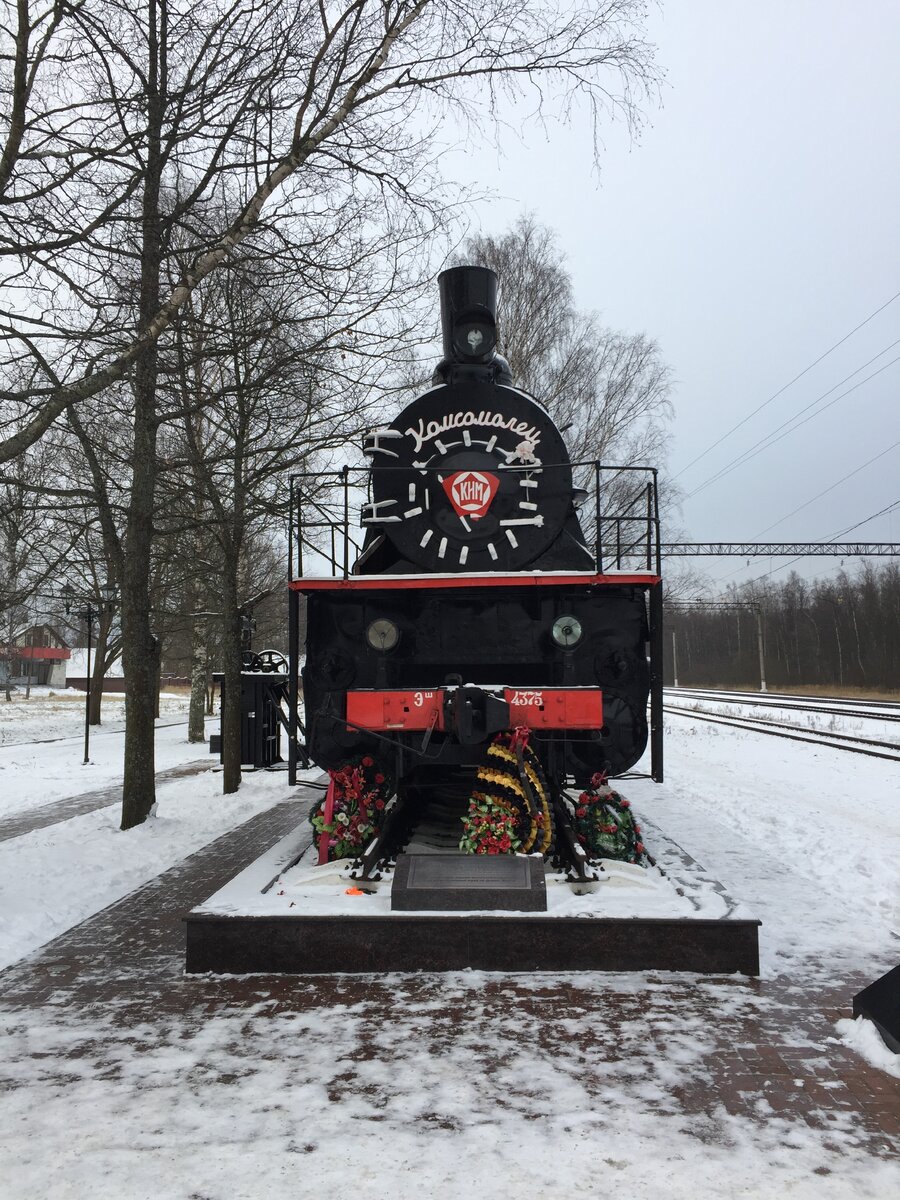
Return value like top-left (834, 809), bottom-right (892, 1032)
top-left (447, 0), bottom-right (900, 588)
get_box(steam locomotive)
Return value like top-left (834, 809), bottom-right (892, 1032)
top-left (288, 267), bottom-right (662, 867)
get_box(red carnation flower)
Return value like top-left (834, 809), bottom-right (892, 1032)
top-left (576, 807), bottom-right (587, 818)
top-left (635, 842), bottom-right (645, 854)
top-left (375, 773), bottom-right (385, 784)
top-left (619, 799), bottom-right (630, 809)
top-left (375, 799), bottom-right (385, 810)
top-left (361, 755), bottom-right (374, 768)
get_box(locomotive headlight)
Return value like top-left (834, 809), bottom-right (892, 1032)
top-left (552, 615), bottom-right (583, 648)
top-left (453, 318), bottom-right (495, 360)
top-left (366, 618), bottom-right (399, 651)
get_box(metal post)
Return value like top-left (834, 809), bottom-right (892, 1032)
top-left (645, 481), bottom-right (652, 570)
top-left (83, 608), bottom-right (93, 765)
top-left (756, 606), bottom-right (767, 693)
top-left (649, 581), bottom-right (664, 782)
top-left (288, 587), bottom-right (299, 785)
top-left (594, 462), bottom-right (602, 572)
top-left (671, 626), bottom-right (679, 688)
top-left (288, 478), bottom-right (294, 583)
top-left (342, 464), bottom-right (350, 578)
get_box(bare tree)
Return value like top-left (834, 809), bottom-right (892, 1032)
top-left (0, 1), bottom-right (660, 461)
top-left (166, 246), bottom-right (393, 793)
top-left (1, 0), bottom-right (660, 826)
top-left (460, 216), bottom-right (672, 468)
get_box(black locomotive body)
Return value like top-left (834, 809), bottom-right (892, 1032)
top-left (293, 266), bottom-right (661, 797)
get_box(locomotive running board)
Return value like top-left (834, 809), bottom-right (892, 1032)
top-left (184, 815), bottom-right (760, 976)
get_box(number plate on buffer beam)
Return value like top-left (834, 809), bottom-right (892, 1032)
top-left (346, 688), bottom-right (602, 731)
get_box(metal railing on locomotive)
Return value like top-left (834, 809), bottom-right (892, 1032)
top-left (288, 461), bottom-right (661, 579)
top-left (287, 462), bottom-right (665, 785)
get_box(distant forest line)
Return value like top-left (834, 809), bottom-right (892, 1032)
top-left (664, 561), bottom-right (900, 694)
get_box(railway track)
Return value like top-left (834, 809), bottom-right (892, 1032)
top-left (663, 704), bottom-right (900, 763)
top-left (666, 687), bottom-right (900, 724)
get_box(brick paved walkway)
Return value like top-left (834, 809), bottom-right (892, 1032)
top-left (0, 788), bottom-right (897, 1196)
top-left (0, 759), bottom-right (212, 842)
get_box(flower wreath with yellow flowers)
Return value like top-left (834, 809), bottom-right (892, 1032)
top-left (571, 772), bottom-right (649, 866)
top-left (459, 730), bottom-right (555, 856)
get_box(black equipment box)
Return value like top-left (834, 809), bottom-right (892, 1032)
top-left (212, 671), bottom-right (288, 769)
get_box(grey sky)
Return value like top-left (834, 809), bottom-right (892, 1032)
top-left (447, 0), bottom-right (900, 587)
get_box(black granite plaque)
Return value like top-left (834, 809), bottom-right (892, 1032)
top-left (391, 853), bottom-right (547, 912)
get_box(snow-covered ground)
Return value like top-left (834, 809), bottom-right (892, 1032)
top-left (0, 685), bottom-right (190, 747)
top-left (628, 722), bottom-right (899, 981)
top-left (0, 716), bottom-right (898, 1198)
top-left (0, 698), bottom-right (203, 818)
top-left (0, 698), bottom-right (323, 969)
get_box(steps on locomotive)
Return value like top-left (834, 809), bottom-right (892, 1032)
top-left (396, 768), bottom-right (473, 856)
top-left (402, 795), bottom-right (470, 855)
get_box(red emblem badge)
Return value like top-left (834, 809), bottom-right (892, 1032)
top-left (442, 470), bottom-right (499, 521)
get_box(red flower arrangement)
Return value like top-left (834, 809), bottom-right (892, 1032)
top-left (459, 795), bottom-right (523, 855)
top-left (309, 756), bottom-right (393, 863)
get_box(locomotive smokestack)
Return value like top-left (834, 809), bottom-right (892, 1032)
top-left (433, 265), bottom-right (513, 386)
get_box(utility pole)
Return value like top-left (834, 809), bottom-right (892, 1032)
top-left (755, 606), bottom-right (767, 693)
top-left (671, 626), bottom-right (679, 688)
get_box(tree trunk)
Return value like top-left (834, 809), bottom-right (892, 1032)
top-left (221, 550), bottom-right (242, 793)
top-left (120, 0), bottom-right (164, 831)
top-left (188, 615), bottom-right (207, 742)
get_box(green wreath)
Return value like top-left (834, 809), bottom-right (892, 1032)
top-left (309, 755), bottom-right (393, 862)
top-left (571, 771), bottom-right (649, 866)
top-left (459, 794), bottom-right (523, 855)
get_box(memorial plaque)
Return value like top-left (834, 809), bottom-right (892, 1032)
top-left (391, 853), bottom-right (546, 912)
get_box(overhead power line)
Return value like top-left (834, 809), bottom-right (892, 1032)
top-left (685, 349), bottom-right (900, 500)
top-left (673, 287), bottom-right (900, 481)
top-left (826, 497), bottom-right (900, 541)
top-left (755, 437), bottom-right (900, 536)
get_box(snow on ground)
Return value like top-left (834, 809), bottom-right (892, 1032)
top-left (665, 691), bottom-right (900, 743)
top-left (1, 718), bottom-right (898, 1198)
top-left (836, 1016), bottom-right (900, 1080)
top-left (628, 721), bottom-right (899, 983)
top-left (3, 975), bottom-right (898, 1200)
top-left (0, 685), bottom-right (190, 746)
top-left (0, 767), bottom-right (319, 971)
top-left (0, 705), bottom-right (207, 818)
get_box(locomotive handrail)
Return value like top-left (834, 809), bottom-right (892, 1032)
top-left (289, 474), bottom-right (363, 579)
top-left (289, 460), bottom-right (660, 579)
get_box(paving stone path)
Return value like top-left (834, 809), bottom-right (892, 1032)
top-left (0, 787), bottom-right (897, 1195)
top-left (0, 759), bottom-right (212, 842)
